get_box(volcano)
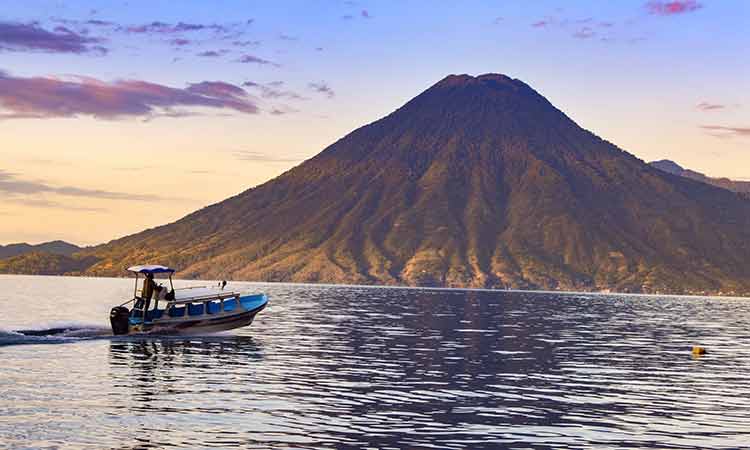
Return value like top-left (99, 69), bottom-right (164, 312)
top-left (41, 74), bottom-right (750, 293)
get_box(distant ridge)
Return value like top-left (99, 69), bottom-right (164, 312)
top-left (4, 74), bottom-right (750, 295)
top-left (0, 240), bottom-right (81, 259)
top-left (650, 159), bottom-right (750, 198)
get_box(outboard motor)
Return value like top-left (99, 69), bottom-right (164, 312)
top-left (110, 306), bottom-right (130, 335)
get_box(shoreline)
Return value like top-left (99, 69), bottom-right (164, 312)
top-left (1, 273), bottom-right (748, 300)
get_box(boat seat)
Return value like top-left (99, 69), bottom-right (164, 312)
top-left (145, 309), bottom-right (164, 321)
top-left (206, 302), bottom-right (221, 314)
top-left (188, 303), bottom-right (204, 316)
top-left (223, 299), bottom-right (237, 312)
top-left (168, 306), bottom-right (186, 317)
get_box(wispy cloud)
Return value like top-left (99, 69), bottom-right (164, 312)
top-left (342, 9), bottom-right (373, 21)
top-left (5, 197), bottom-right (107, 212)
top-left (701, 125), bottom-right (750, 138)
top-left (531, 20), bottom-right (549, 28)
top-left (236, 54), bottom-right (279, 66)
top-left (120, 21), bottom-right (229, 35)
top-left (572, 27), bottom-right (596, 39)
top-left (168, 38), bottom-right (191, 47)
top-left (278, 34), bottom-right (298, 41)
top-left (0, 71), bottom-right (259, 120)
top-left (232, 40), bottom-right (260, 47)
top-left (0, 21), bottom-right (107, 54)
top-left (242, 81), bottom-right (305, 100)
top-left (233, 150), bottom-right (302, 163)
top-left (696, 102), bottom-right (726, 111)
top-left (0, 170), bottom-right (164, 202)
top-left (308, 81), bottom-right (334, 98)
top-left (197, 49), bottom-right (229, 57)
top-left (646, 1), bottom-right (703, 15)
top-left (85, 19), bottom-right (115, 27)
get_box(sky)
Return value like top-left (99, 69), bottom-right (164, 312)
top-left (1, 0), bottom-right (748, 246)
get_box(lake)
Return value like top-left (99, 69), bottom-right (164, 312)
top-left (1, 275), bottom-right (749, 449)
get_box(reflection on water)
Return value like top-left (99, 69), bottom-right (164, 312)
top-left (1, 275), bottom-right (750, 449)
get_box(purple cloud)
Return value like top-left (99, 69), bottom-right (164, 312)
top-left (197, 49), bottom-right (229, 57)
top-left (121, 21), bottom-right (229, 34)
top-left (701, 125), bottom-right (750, 138)
top-left (531, 20), bottom-right (549, 28)
top-left (0, 21), bottom-right (106, 54)
top-left (646, 1), bottom-right (702, 15)
top-left (236, 54), bottom-right (278, 66)
top-left (85, 19), bottom-right (115, 27)
top-left (187, 81), bottom-right (247, 98)
top-left (696, 102), bottom-right (726, 111)
top-left (169, 38), bottom-right (191, 47)
top-left (232, 40), bottom-right (260, 47)
top-left (361, 10), bottom-right (372, 19)
top-left (572, 27), bottom-right (596, 39)
top-left (0, 71), bottom-right (259, 120)
top-left (308, 81), bottom-right (334, 98)
top-left (242, 81), bottom-right (304, 100)
top-left (0, 169), bottom-right (163, 202)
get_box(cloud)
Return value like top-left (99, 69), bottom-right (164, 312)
top-left (278, 34), bottom-right (298, 41)
top-left (646, 1), bottom-right (702, 15)
top-left (0, 169), bottom-right (163, 202)
top-left (121, 21), bottom-right (230, 35)
top-left (0, 70), bottom-right (259, 120)
top-left (232, 40), bottom-right (260, 47)
top-left (236, 54), bottom-right (278, 66)
top-left (361, 10), bottom-right (372, 19)
top-left (233, 150), bottom-right (302, 163)
top-left (0, 21), bottom-right (107, 54)
top-left (197, 49), bottom-right (229, 57)
top-left (169, 38), bottom-right (191, 47)
top-left (341, 15), bottom-right (354, 20)
top-left (308, 81), bottom-right (334, 98)
top-left (242, 81), bottom-right (304, 100)
top-left (85, 19), bottom-right (115, 27)
top-left (5, 197), bottom-right (107, 212)
top-left (572, 27), bottom-right (596, 39)
top-left (531, 20), bottom-right (549, 28)
top-left (696, 102), bottom-right (726, 111)
top-left (701, 125), bottom-right (750, 138)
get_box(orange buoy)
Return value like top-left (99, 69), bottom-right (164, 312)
top-left (692, 346), bottom-right (706, 356)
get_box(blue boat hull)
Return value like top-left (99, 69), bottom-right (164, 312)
top-left (128, 294), bottom-right (268, 335)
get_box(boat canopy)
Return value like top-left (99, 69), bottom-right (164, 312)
top-left (127, 264), bottom-right (175, 274)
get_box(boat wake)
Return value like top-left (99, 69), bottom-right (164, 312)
top-left (0, 322), bottom-right (112, 346)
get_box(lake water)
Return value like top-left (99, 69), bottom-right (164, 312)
top-left (1, 275), bottom-right (749, 449)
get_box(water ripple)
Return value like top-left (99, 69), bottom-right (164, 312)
top-left (1, 275), bottom-right (750, 448)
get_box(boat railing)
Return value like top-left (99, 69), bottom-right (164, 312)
top-left (166, 291), bottom-right (241, 305)
top-left (173, 285), bottom-right (210, 291)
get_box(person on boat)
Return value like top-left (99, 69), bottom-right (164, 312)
top-left (142, 273), bottom-right (157, 314)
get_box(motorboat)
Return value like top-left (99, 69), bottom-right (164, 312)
top-left (109, 265), bottom-right (268, 335)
